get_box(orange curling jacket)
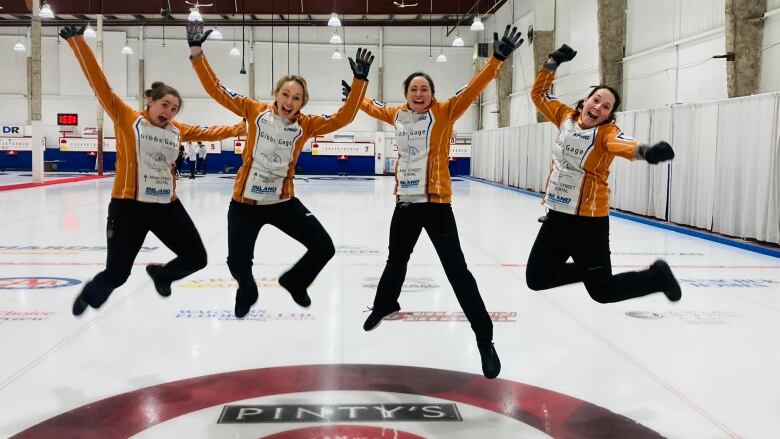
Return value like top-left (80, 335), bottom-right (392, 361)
top-left (191, 54), bottom-right (368, 205)
top-left (66, 36), bottom-right (245, 203)
top-left (359, 57), bottom-right (503, 204)
top-left (531, 66), bottom-right (639, 217)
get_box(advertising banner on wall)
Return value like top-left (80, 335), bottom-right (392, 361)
top-left (58, 137), bottom-right (117, 152)
top-left (311, 142), bottom-right (374, 156)
top-left (205, 141), bottom-right (222, 154)
top-left (1, 125), bottom-right (25, 137)
top-left (449, 144), bottom-right (471, 158)
top-left (0, 137), bottom-right (46, 151)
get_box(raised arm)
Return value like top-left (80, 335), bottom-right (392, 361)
top-left (530, 44), bottom-right (578, 127)
top-left (308, 48), bottom-right (374, 136)
top-left (60, 26), bottom-right (132, 122)
top-left (446, 25), bottom-right (524, 120)
top-left (188, 23), bottom-right (252, 118)
top-left (340, 80), bottom-right (397, 125)
top-left (176, 120), bottom-right (247, 143)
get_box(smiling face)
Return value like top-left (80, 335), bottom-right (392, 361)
top-left (405, 76), bottom-right (434, 114)
top-left (579, 88), bottom-right (617, 128)
top-left (146, 94), bottom-right (180, 127)
top-left (274, 80), bottom-right (305, 121)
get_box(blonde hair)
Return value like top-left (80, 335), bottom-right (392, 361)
top-left (273, 75), bottom-right (309, 108)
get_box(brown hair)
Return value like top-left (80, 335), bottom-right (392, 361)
top-left (144, 81), bottom-right (183, 112)
top-left (575, 85), bottom-right (622, 124)
top-left (403, 72), bottom-right (435, 95)
top-left (273, 75), bottom-right (309, 108)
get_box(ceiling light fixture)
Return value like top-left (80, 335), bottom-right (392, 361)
top-left (84, 23), bottom-right (97, 38)
top-left (328, 12), bottom-right (341, 27)
top-left (39, 3), bottom-right (54, 19)
top-left (470, 16), bottom-right (484, 31)
top-left (185, 1), bottom-right (213, 22)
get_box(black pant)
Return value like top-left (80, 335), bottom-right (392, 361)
top-left (82, 198), bottom-right (207, 307)
top-left (373, 202), bottom-right (493, 342)
top-left (226, 198), bottom-right (336, 303)
top-left (526, 210), bottom-right (664, 303)
top-left (189, 160), bottom-right (196, 178)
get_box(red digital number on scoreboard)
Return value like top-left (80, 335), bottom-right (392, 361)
top-left (57, 113), bottom-right (78, 126)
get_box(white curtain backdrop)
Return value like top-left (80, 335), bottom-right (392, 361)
top-left (470, 91), bottom-right (780, 244)
top-left (669, 103), bottom-right (720, 229)
top-left (713, 94), bottom-right (780, 242)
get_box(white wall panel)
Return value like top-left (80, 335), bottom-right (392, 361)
top-left (675, 35), bottom-right (728, 103)
top-left (0, 96), bottom-right (28, 125)
top-left (623, 48), bottom-right (677, 109)
top-left (760, 12), bottom-right (780, 93)
top-left (145, 39), bottom-right (221, 99)
top-left (627, 0), bottom-right (675, 55)
top-left (510, 11), bottom-right (536, 127)
top-left (42, 37), bottom-right (60, 95)
top-left (0, 36), bottom-right (29, 95)
top-left (678, 0), bottom-right (725, 39)
top-left (553, 0), bottom-right (599, 102)
top-left (58, 32), bottom-right (126, 98)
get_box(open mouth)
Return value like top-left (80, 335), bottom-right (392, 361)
top-left (280, 104), bottom-right (293, 115)
top-left (586, 111), bottom-right (598, 120)
top-left (412, 100), bottom-right (425, 105)
top-left (158, 116), bottom-right (168, 125)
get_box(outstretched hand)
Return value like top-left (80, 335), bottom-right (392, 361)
top-left (493, 25), bottom-right (523, 61)
top-left (59, 25), bottom-right (86, 40)
top-left (349, 47), bottom-right (374, 80)
top-left (549, 44), bottom-right (577, 64)
top-left (643, 141), bottom-right (675, 164)
top-left (186, 21), bottom-right (212, 47)
top-left (341, 80), bottom-right (352, 102)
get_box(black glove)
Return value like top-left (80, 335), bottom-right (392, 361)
top-left (493, 25), bottom-right (523, 61)
top-left (349, 47), bottom-right (374, 80)
top-left (341, 80), bottom-right (352, 102)
top-left (186, 21), bottom-right (212, 47)
top-left (640, 141), bottom-right (675, 164)
top-left (549, 44), bottom-right (577, 64)
top-left (59, 25), bottom-right (86, 40)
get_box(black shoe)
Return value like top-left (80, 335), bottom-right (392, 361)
top-left (652, 260), bottom-right (681, 302)
top-left (146, 264), bottom-right (172, 297)
top-left (477, 341), bottom-right (501, 379)
top-left (234, 283), bottom-right (259, 318)
top-left (362, 305), bottom-right (401, 331)
top-left (72, 292), bottom-right (89, 316)
top-left (278, 273), bottom-right (311, 307)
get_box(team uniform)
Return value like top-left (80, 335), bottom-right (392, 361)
top-left (66, 36), bottom-right (245, 311)
top-left (527, 64), bottom-right (673, 302)
top-left (359, 57), bottom-right (504, 344)
top-left (190, 53), bottom-right (368, 311)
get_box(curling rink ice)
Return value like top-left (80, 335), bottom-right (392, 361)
top-left (0, 172), bottom-right (778, 438)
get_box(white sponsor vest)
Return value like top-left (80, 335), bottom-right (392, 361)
top-left (544, 119), bottom-right (598, 214)
top-left (395, 110), bottom-right (433, 199)
top-left (243, 111), bottom-right (303, 202)
top-left (134, 118), bottom-right (179, 203)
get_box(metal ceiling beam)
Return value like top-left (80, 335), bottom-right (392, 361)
top-left (0, 18), bottom-right (463, 27)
